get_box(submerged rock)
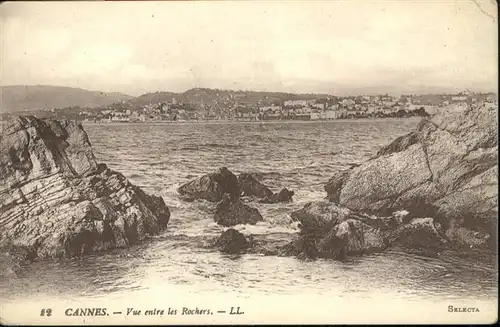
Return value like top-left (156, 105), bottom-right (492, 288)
top-left (214, 194), bottom-right (263, 227)
top-left (324, 103), bottom-right (498, 249)
top-left (211, 230), bottom-right (299, 256)
top-left (177, 167), bottom-right (240, 202)
top-left (214, 228), bottom-right (251, 254)
top-left (0, 116), bottom-right (170, 262)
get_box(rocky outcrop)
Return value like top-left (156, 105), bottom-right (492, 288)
top-left (214, 194), bottom-right (263, 227)
top-left (0, 116), bottom-right (170, 262)
top-left (284, 200), bottom-right (447, 260)
top-left (178, 169), bottom-right (294, 204)
top-left (210, 229), bottom-right (300, 256)
top-left (324, 103), bottom-right (498, 249)
top-left (211, 229), bottom-right (299, 256)
top-left (386, 217), bottom-right (447, 250)
top-left (177, 167), bottom-right (240, 202)
top-left (238, 173), bottom-right (294, 203)
top-left (375, 130), bottom-right (421, 157)
top-left (238, 173), bottom-right (274, 198)
top-left (259, 188), bottom-right (295, 204)
top-left (214, 228), bottom-right (251, 254)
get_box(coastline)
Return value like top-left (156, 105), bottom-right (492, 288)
top-left (81, 116), bottom-right (423, 126)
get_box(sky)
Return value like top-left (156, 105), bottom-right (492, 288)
top-left (1, 0), bottom-right (498, 96)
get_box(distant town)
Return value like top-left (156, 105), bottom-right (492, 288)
top-left (1, 88), bottom-right (497, 123)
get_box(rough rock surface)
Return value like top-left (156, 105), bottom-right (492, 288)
top-left (386, 217), bottom-right (447, 250)
top-left (238, 173), bottom-right (274, 198)
top-left (260, 188), bottom-right (294, 203)
top-left (214, 228), bottom-right (251, 254)
top-left (178, 167), bottom-right (240, 202)
top-left (178, 169), bottom-right (294, 204)
top-left (0, 245), bottom-right (28, 277)
top-left (0, 116), bottom-right (170, 261)
top-left (214, 194), bottom-right (263, 227)
top-left (324, 103), bottom-right (498, 248)
top-left (238, 173), bottom-right (294, 203)
top-left (284, 200), bottom-right (447, 260)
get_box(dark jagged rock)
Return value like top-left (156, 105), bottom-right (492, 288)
top-left (214, 228), bottom-right (251, 254)
top-left (0, 116), bottom-right (170, 264)
top-left (283, 200), bottom-right (447, 260)
top-left (238, 173), bottom-right (295, 203)
top-left (290, 201), bottom-right (353, 233)
top-left (325, 169), bottom-right (351, 203)
top-left (324, 103), bottom-right (498, 249)
top-left (178, 170), bottom-right (294, 204)
top-left (259, 188), bottom-right (295, 204)
top-left (177, 167), bottom-right (240, 202)
top-left (275, 188), bottom-right (295, 202)
top-left (214, 194), bottom-right (263, 227)
top-left (238, 173), bottom-right (274, 198)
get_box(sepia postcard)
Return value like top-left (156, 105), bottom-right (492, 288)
top-left (0, 0), bottom-right (498, 325)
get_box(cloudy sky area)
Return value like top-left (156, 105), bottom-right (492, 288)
top-left (1, 1), bottom-right (498, 96)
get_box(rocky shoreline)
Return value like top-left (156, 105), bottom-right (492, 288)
top-left (186, 103), bottom-right (497, 258)
top-left (0, 117), bottom-right (170, 275)
top-left (1, 102), bottom-right (497, 275)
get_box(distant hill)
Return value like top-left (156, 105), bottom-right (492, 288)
top-left (0, 85), bottom-right (133, 112)
top-left (122, 87), bottom-right (333, 110)
top-left (125, 91), bottom-right (180, 107)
